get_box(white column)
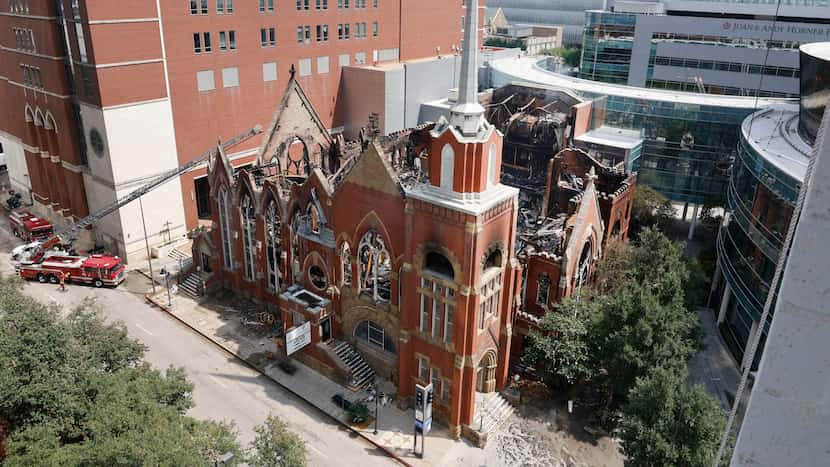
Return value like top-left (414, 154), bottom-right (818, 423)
top-left (687, 204), bottom-right (699, 240)
top-left (740, 320), bottom-right (758, 370)
top-left (717, 282), bottom-right (731, 325)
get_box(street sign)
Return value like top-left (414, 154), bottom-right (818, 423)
top-left (414, 383), bottom-right (433, 422)
top-left (285, 321), bottom-right (311, 356)
top-left (415, 418), bottom-right (432, 434)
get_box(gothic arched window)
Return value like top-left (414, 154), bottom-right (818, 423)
top-left (536, 273), bottom-right (551, 306)
top-left (218, 187), bottom-right (233, 269)
top-left (339, 242), bottom-right (352, 286)
top-left (358, 230), bottom-right (391, 302)
top-left (241, 192), bottom-right (256, 280)
top-left (265, 200), bottom-right (281, 292)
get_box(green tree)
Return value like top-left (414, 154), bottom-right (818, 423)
top-left (588, 229), bottom-right (701, 399)
top-left (522, 298), bottom-right (594, 390)
top-left (484, 36), bottom-right (526, 51)
top-left (620, 367), bottom-right (727, 467)
top-left (0, 277), bottom-right (243, 465)
top-left (588, 288), bottom-right (698, 400)
top-left (247, 415), bottom-right (307, 467)
top-left (540, 47), bottom-right (582, 67)
top-left (630, 185), bottom-right (676, 234)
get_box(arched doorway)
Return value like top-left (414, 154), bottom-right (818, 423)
top-left (476, 350), bottom-right (498, 393)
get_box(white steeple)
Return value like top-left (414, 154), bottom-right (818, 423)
top-left (449, 0), bottom-right (486, 137)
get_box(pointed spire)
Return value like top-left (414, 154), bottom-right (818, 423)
top-left (449, 0), bottom-right (486, 137)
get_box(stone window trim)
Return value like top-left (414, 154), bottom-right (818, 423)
top-left (439, 376), bottom-right (452, 404)
top-left (477, 268), bottom-right (503, 332)
top-left (414, 353), bottom-right (430, 383)
top-left (415, 277), bottom-right (456, 352)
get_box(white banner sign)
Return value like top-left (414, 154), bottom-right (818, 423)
top-left (286, 321), bottom-right (311, 356)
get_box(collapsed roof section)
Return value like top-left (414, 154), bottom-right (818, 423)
top-left (212, 74), bottom-right (439, 207)
top-left (518, 148), bottom-right (636, 259)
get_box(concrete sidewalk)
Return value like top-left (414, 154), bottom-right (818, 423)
top-left (687, 308), bottom-right (742, 410)
top-left (146, 292), bottom-right (488, 467)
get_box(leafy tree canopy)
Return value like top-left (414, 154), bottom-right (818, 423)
top-left (630, 185), bottom-right (676, 234)
top-left (0, 278), bottom-right (243, 465)
top-left (522, 229), bottom-right (701, 401)
top-left (620, 367), bottom-right (727, 467)
top-left (523, 298), bottom-right (594, 390)
top-left (540, 47), bottom-right (582, 67)
top-left (247, 415), bottom-right (307, 467)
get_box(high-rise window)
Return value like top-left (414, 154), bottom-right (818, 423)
top-left (13, 28), bottom-right (36, 52)
top-left (261, 27), bottom-right (276, 47)
top-left (229, 30), bottom-right (236, 49)
top-left (193, 32), bottom-right (202, 53)
top-left (373, 0), bottom-right (378, 7)
top-left (297, 26), bottom-right (312, 44)
top-left (204, 32), bottom-right (212, 52)
top-left (219, 31), bottom-right (227, 50)
top-left (296, 0), bottom-right (309, 10)
top-left (337, 23), bottom-right (350, 40)
top-left (259, 0), bottom-right (274, 11)
top-left (315, 0), bottom-right (328, 9)
top-left (200, 0), bottom-right (208, 14)
top-left (316, 24), bottom-right (328, 42)
top-left (373, 21), bottom-right (378, 37)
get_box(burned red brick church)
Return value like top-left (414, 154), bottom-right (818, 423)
top-left (195, 0), bottom-right (635, 441)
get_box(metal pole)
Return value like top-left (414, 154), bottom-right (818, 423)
top-left (373, 382), bottom-right (379, 435)
top-left (139, 196), bottom-right (156, 295)
top-left (166, 272), bottom-right (172, 307)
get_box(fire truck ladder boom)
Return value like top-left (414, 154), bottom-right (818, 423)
top-left (53, 125), bottom-right (262, 245)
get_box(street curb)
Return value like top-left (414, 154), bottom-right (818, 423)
top-left (143, 294), bottom-right (413, 467)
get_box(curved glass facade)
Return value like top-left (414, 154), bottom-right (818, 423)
top-left (580, 11), bottom-right (637, 84)
top-left (489, 57), bottom-right (780, 203)
top-left (799, 44), bottom-right (830, 144)
top-left (716, 110), bottom-right (804, 362)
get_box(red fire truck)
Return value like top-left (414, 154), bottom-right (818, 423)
top-left (18, 254), bottom-right (126, 288)
top-left (9, 212), bottom-right (53, 242)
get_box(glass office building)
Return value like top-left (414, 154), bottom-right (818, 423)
top-left (490, 56), bottom-right (783, 203)
top-left (580, 11), bottom-right (638, 85)
top-left (713, 103), bottom-right (808, 366)
top-left (713, 43), bottom-right (829, 366)
top-left (579, 2), bottom-right (830, 98)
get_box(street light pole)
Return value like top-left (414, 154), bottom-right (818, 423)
top-left (373, 378), bottom-right (379, 435)
top-left (139, 196), bottom-right (156, 295)
top-left (165, 270), bottom-right (172, 307)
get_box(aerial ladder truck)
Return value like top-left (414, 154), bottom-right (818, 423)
top-left (11, 125), bottom-right (262, 272)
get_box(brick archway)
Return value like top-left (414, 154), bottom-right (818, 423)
top-left (476, 349), bottom-right (498, 393)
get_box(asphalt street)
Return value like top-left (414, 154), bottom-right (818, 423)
top-left (0, 220), bottom-right (395, 466)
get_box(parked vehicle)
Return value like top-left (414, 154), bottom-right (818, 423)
top-left (18, 254), bottom-right (126, 288)
top-left (9, 211), bottom-right (53, 242)
top-left (6, 193), bottom-right (23, 209)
